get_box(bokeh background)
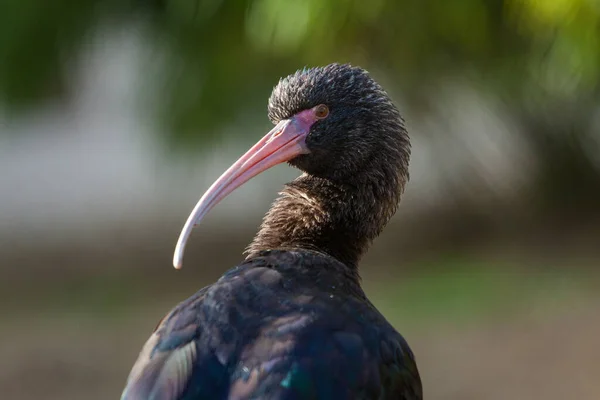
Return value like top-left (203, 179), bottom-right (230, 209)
top-left (1, 1), bottom-right (600, 399)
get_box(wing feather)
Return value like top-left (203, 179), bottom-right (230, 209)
top-left (121, 333), bottom-right (197, 400)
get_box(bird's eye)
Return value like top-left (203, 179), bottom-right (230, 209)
top-left (314, 104), bottom-right (329, 119)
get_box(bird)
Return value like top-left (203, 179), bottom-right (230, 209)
top-left (121, 63), bottom-right (422, 400)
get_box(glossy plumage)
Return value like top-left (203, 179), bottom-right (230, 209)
top-left (122, 64), bottom-right (422, 399)
top-left (122, 251), bottom-right (421, 400)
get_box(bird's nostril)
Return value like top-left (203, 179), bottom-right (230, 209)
top-left (266, 129), bottom-right (283, 145)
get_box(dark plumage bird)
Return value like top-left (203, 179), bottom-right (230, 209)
top-left (121, 63), bottom-right (422, 400)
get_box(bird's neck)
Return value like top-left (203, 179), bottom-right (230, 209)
top-left (245, 172), bottom-right (402, 270)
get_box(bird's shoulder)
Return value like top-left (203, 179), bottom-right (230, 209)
top-left (225, 250), bottom-right (421, 399)
top-left (122, 250), bottom-right (421, 399)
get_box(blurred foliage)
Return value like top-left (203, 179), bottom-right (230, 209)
top-left (1, 0), bottom-right (598, 129)
top-left (1, 0), bottom-right (600, 208)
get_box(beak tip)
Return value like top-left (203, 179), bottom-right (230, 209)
top-left (173, 249), bottom-right (184, 269)
top-left (173, 228), bottom-right (190, 269)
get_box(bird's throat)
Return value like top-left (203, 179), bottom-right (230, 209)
top-left (246, 173), bottom-right (400, 270)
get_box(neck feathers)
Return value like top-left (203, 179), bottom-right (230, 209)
top-left (245, 165), bottom-right (406, 269)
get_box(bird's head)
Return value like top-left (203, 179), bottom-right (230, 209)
top-left (173, 63), bottom-right (409, 269)
top-left (268, 63), bottom-right (409, 181)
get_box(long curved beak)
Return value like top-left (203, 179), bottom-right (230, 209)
top-left (173, 112), bottom-right (314, 269)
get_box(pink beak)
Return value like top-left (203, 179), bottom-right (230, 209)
top-left (173, 109), bottom-right (318, 269)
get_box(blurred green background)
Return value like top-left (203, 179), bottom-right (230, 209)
top-left (1, 0), bottom-right (600, 399)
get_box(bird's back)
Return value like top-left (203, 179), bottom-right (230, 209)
top-left (121, 249), bottom-right (421, 400)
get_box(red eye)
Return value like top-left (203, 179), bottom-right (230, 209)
top-left (314, 104), bottom-right (329, 119)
